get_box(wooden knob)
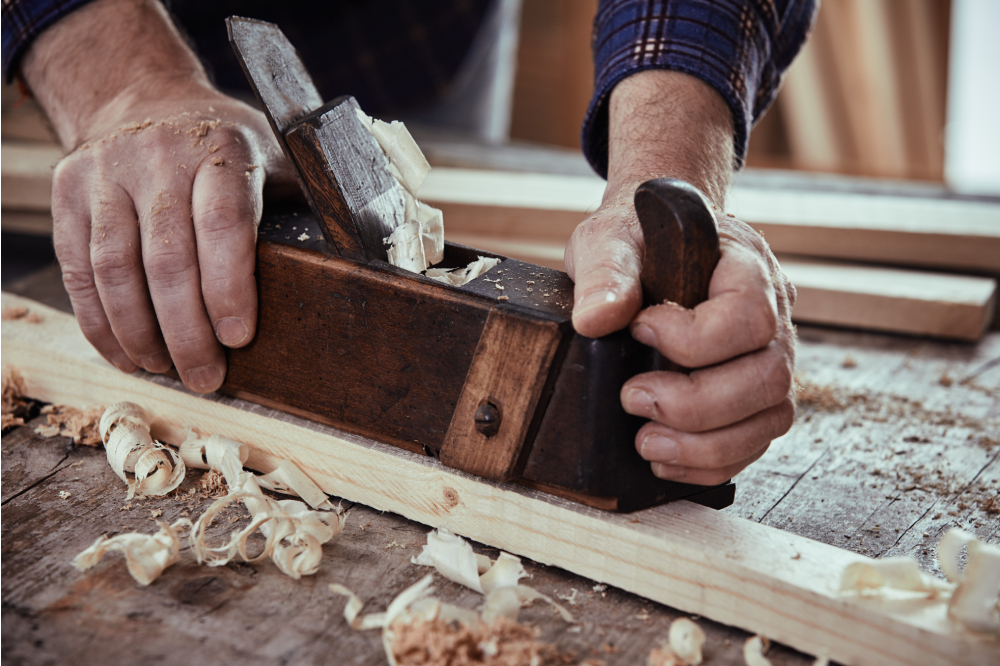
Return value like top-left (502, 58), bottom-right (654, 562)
top-left (634, 178), bottom-right (721, 372)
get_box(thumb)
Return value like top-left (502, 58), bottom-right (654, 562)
top-left (564, 211), bottom-right (644, 338)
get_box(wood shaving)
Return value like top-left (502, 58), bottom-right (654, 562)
top-left (1, 367), bottom-right (29, 429)
top-left (743, 636), bottom-right (772, 666)
top-left (100, 403), bottom-right (184, 499)
top-left (34, 404), bottom-right (103, 445)
top-left (74, 518), bottom-right (191, 586)
top-left (1, 306), bottom-right (43, 323)
top-left (646, 618), bottom-right (705, 666)
top-left (356, 105), bottom-right (499, 286)
top-left (75, 402), bottom-right (345, 585)
top-left (839, 527), bottom-right (1000, 635)
top-left (58, 491), bottom-right (71, 499)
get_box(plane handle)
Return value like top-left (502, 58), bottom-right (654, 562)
top-left (633, 178), bottom-right (721, 372)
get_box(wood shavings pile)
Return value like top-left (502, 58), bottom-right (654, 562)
top-left (355, 108), bottom-right (499, 287)
top-left (1, 367), bottom-right (30, 429)
top-left (330, 528), bottom-right (574, 666)
top-left (35, 404), bottom-right (104, 445)
top-left (391, 616), bottom-right (557, 666)
top-left (74, 401), bottom-right (345, 585)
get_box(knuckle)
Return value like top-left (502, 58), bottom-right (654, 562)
top-left (143, 248), bottom-right (197, 287)
top-left (667, 396), bottom-right (704, 433)
top-left (772, 398), bottom-right (796, 437)
top-left (90, 247), bottom-right (140, 285)
top-left (60, 267), bottom-right (96, 297)
top-left (762, 351), bottom-right (794, 399)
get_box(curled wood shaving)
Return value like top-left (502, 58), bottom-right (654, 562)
top-left (646, 617), bottom-right (706, 666)
top-left (743, 636), bottom-right (772, 666)
top-left (839, 527), bottom-right (1000, 635)
top-left (74, 518), bottom-right (191, 585)
top-left (101, 403), bottom-right (184, 499)
top-left (356, 105), bottom-right (499, 286)
top-left (1, 306), bottom-right (43, 323)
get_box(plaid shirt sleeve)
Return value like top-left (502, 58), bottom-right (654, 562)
top-left (583, 0), bottom-right (817, 177)
top-left (2, 0), bottom-right (99, 81)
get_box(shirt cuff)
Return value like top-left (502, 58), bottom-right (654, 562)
top-left (582, 0), bottom-right (814, 179)
top-left (2, 0), bottom-right (100, 82)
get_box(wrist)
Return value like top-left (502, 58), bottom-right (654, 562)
top-left (21, 0), bottom-right (212, 149)
top-left (605, 69), bottom-right (735, 209)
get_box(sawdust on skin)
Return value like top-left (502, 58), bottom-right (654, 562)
top-left (391, 616), bottom-right (566, 666)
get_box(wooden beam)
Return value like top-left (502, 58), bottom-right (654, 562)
top-left (1, 142), bottom-right (61, 212)
top-left (2, 291), bottom-right (998, 666)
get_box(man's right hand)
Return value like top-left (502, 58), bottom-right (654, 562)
top-left (22, 0), bottom-right (296, 393)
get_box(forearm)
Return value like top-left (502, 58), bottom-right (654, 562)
top-left (606, 69), bottom-right (734, 209)
top-left (21, 0), bottom-right (210, 149)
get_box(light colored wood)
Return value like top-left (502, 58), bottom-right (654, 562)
top-left (2, 291), bottom-right (997, 666)
top-left (420, 168), bottom-right (1000, 273)
top-left (441, 310), bottom-right (562, 480)
top-left (1, 142), bottom-right (62, 212)
top-left (778, 256), bottom-right (997, 341)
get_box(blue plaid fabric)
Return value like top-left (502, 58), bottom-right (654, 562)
top-left (2, 0), bottom-right (97, 78)
top-left (584, 0), bottom-right (817, 175)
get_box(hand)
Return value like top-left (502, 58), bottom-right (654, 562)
top-left (567, 191), bottom-right (797, 485)
top-left (22, 0), bottom-right (296, 393)
top-left (565, 69), bottom-right (797, 485)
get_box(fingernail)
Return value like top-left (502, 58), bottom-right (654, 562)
top-left (186, 365), bottom-right (222, 393)
top-left (215, 317), bottom-right (249, 347)
top-left (640, 434), bottom-right (679, 463)
top-left (624, 388), bottom-right (655, 417)
top-left (140, 351), bottom-right (172, 373)
top-left (575, 290), bottom-right (618, 316)
top-left (111, 353), bottom-right (138, 373)
top-left (631, 322), bottom-right (656, 348)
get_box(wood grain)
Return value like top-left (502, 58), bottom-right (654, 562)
top-left (440, 310), bottom-right (563, 480)
top-left (3, 292), bottom-right (997, 666)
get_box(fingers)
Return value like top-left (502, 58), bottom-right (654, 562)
top-left (637, 397), bottom-right (795, 485)
top-left (137, 175), bottom-right (225, 393)
top-left (191, 147), bottom-right (262, 348)
top-left (621, 340), bottom-right (793, 433)
top-left (564, 210), bottom-right (644, 338)
top-left (52, 161), bottom-right (137, 373)
top-left (629, 238), bottom-right (779, 368)
top-left (88, 181), bottom-right (172, 372)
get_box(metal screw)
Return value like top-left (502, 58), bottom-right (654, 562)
top-left (474, 403), bottom-right (501, 437)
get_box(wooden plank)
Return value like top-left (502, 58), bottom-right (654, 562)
top-left (440, 310), bottom-right (563, 480)
top-left (2, 292), bottom-right (998, 666)
top-left (440, 230), bottom-right (999, 342)
top-left (779, 256), bottom-right (998, 341)
top-left (0, 142), bottom-right (61, 212)
top-left (7, 143), bottom-right (997, 273)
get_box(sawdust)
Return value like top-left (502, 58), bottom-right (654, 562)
top-left (187, 119), bottom-right (221, 139)
top-left (390, 616), bottom-right (560, 666)
top-left (2, 306), bottom-right (43, 323)
top-left (34, 404), bottom-right (103, 446)
top-left (198, 469), bottom-right (228, 498)
top-left (2, 368), bottom-right (30, 429)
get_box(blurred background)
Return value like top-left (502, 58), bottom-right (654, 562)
top-left (502, 0), bottom-right (998, 193)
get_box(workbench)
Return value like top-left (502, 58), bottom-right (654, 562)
top-left (3, 265), bottom-right (998, 666)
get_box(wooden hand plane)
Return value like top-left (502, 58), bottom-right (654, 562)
top-left (222, 17), bottom-right (734, 512)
